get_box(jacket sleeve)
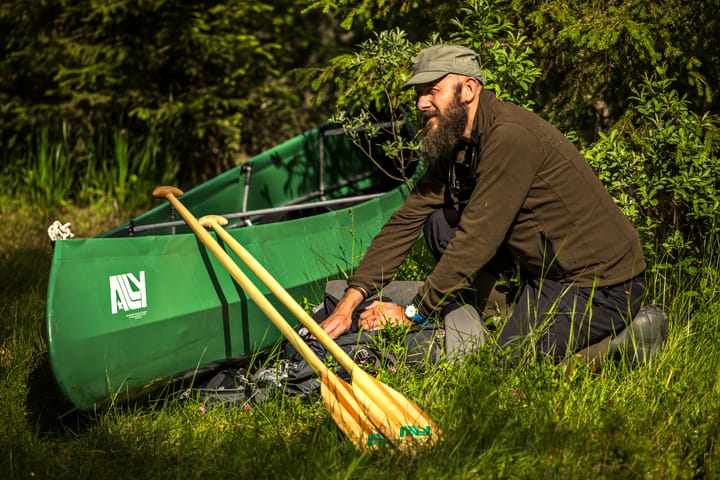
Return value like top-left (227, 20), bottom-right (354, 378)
top-left (347, 158), bottom-right (448, 297)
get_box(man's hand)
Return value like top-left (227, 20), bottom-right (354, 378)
top-left (317, 288), bottom-right (414, 338)
top-left (357, 301), bottom-right (410, 331)
top-left (317, 310), bottom-right (354, 339)
top-left (317, 287), bottom-right (364, 339)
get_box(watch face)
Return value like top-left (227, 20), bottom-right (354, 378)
top-left (405, 304), bottom-right (417, 319)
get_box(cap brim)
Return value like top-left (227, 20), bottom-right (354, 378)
top-left (402, 71), bottom-right (449, 89)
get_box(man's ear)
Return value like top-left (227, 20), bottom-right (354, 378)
top-left (464, 77), bottom-right (481, 103)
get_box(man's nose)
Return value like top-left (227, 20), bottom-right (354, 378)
top-left (417, 94), bottom-right (431, 111)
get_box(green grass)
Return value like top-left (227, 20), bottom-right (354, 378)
top-left (2, 195), bottom-right (719, 479)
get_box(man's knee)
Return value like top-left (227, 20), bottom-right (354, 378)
top-left (423, 207), bottom-right (459, 260)
top-left (443, 303), bottom-right (487, 362)
top-left (379, 281), bottom-right (424, 305)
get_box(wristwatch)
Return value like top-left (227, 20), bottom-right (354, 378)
top-left (404, 303), bottom-right (426, 324)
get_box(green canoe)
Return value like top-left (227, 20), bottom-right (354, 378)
top-left (46, 124), bottom-right (417, 411)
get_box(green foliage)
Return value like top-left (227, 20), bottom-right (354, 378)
top-left (583, 66), bottom-right (720, 268)
top-left (3, 123), bottom-right (177, 212)
top-left (303, 0), bottom-right (720, 146)
top-left (90, 128), bottom-right (179, 210)
top-left (322, 29), bottom-right (418, 115)
top-left (303, 0), bottom-right (430, 30)
top-left (24, 125), bottom-right (74, 208)
top-left (305, 28), bottom-right (422, 182)
top-left (4, 0), bottom-right (719, 214)
top-left (516, 0), bottom-right (720, 142)
top-left (394, 240), bottom-right (435, 281)
top-left (448, 0), bottom-right (542, 108)
top-left (0, 0), bottom-right (339, 201)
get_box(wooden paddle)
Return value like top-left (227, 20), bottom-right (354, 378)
top-left (152, 186), bottom-right (385, 450)
top-left (195, 213), bottom-right (441, 451)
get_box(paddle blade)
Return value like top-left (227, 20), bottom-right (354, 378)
top-left (351, 370), bottom-right (441, 452)
top-left (320, 371), bottom-right (389, 451)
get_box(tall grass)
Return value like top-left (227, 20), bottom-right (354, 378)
top-left (24, 125), bottom-right (75, 207)
top-left (2, 125), bottom-right (179, 213)
top-left (1, 198), bottom-right (719, 479)
top-left (88, 127), bottom-right (179, 209)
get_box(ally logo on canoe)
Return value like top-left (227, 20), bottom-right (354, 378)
top-left (110, 271), bottom-right (147, 316)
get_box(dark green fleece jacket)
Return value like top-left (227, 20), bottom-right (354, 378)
top-left (348, 89), bottom-right (646, 318)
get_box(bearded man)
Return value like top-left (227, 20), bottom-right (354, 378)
top-left (318, 44), bottom-right (657, 364)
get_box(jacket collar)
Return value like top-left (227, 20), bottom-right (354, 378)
top-left (468, 88), bottom-right (497, 143)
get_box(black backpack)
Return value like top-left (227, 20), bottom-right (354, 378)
top-left (181, 292), bottom-right (443, 408)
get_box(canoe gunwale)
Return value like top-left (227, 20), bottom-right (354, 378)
top-left (127, 192), bottom-right (388, 235)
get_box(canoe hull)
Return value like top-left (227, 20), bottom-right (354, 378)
top-left (46, 187), bottom-right (407, 410)
top-left (46, 125), bottom-right (415, 410)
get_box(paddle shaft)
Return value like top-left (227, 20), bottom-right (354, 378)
top-left (205, 219), bottom-right (372, 375)
top-left (200, 216), bottom-right (438, 432)
top-left (153, 188), bottom-right (327, 375)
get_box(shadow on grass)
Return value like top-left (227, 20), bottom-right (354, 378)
top-left (25, 352), bottom-right (98, 437)
top-left (23, 351), bottom-right (206, 437)
top-left (0, 244), bottom-right (52, 296)
top-left (24, 349), bottom-right (281, 439)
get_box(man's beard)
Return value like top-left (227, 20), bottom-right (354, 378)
top-left (419, 93), bottom-right (468, 160)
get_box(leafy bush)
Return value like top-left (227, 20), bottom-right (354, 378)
top-left (583, 66), bottom-right (720, 268)
top-left (518, 0), bottom-right (719, 143)
top-left (447, 0), bottom-right (542, 108)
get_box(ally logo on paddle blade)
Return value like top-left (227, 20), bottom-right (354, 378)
top-left (110, 271), bottom-right (147, 315)
top-left (366, 433), bottom-right (388, 447)
top-left (399, 425), bottom-right (432, 438)
top-left (365, 426), bottom-right (432, 447)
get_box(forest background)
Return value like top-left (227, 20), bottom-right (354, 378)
top-left (1, 1), bottom-right (720, 478)
top-left (1, 0), bottom-right (719, 263)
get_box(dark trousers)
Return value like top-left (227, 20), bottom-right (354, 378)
top-left (423, 207), bottom-right (645, 363)
top-left (498, 274), bottom-right (645, 363)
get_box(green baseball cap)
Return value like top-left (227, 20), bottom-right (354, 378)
top-left (403, 44), bottom-right (485, 89)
